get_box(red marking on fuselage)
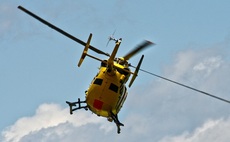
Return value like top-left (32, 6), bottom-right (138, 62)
top-left (93, 99), bottom-right (103, 110)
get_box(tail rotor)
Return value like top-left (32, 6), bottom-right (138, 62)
top-left (106, 30), bottom-right (117, 47)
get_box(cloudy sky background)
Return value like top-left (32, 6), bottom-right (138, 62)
top-left (1, 0), bottom-right (230, 142)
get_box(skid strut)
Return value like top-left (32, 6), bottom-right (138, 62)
top-left (66, 98), bottom-right (88, 114)
top-left (111, 111), bottom-right (124, 134)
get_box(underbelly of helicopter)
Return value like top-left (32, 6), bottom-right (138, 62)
top-left (88, 98), bottom-right (113, 117)
top-left (88, 92), bottom-right (127, 117)
top-left (85, 81), bottom-right (126, 117)
top-left (86, 92), bottom-right (118, 117)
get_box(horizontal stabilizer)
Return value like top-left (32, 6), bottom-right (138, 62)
top-left (78, 33), bottom-right (92, 67)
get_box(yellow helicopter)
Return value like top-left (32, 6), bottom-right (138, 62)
top-left (69, 35), bottom-right (152, 133)
top-left (18, 6), bottom-right (153, 133)
top-left (18, 5), bottom-right (230, 134)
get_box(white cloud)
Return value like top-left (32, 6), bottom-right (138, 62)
top-left (1, 103), bottom-right (107, 142)
top-left (0, 3), bottom-right (14, 38)
top-left (159, 117), bottom-right (230, 142)
top-left (0, 2), bottom-right (23, 40)
top-left (193, 56), bottom-right (223, 77)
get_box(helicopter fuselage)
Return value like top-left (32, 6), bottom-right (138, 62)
top-left (86, 62), bottom-right (130, 118)
top-left (18, 5), bottom-right (154, 134)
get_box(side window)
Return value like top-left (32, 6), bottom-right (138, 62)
top-left (109, 83), bottom-right (118, 93)
top-left (93, 78), bottom-right (103, 85)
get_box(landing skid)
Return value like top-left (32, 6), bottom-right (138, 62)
top-left (66, 98), bottom-right (88, 114)
top-left (66, 99), bottom-right (124, 134)
top-left (111, 111), bottom-right (124, 134)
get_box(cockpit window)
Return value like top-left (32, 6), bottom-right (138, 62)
top-left (93, 78), bottom-right (103, 85)
top-left (109, 83), bottom-right (118, 93)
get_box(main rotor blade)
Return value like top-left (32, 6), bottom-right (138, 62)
top-left (18, 6), bottom-right (110, 57)
top-left (123, 40), bottom-right (154, 60)
top-left (130, 65), bottom-right (230, 104)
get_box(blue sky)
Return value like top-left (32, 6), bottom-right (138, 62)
top-left (1, 0), bottom-right (230, 142)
